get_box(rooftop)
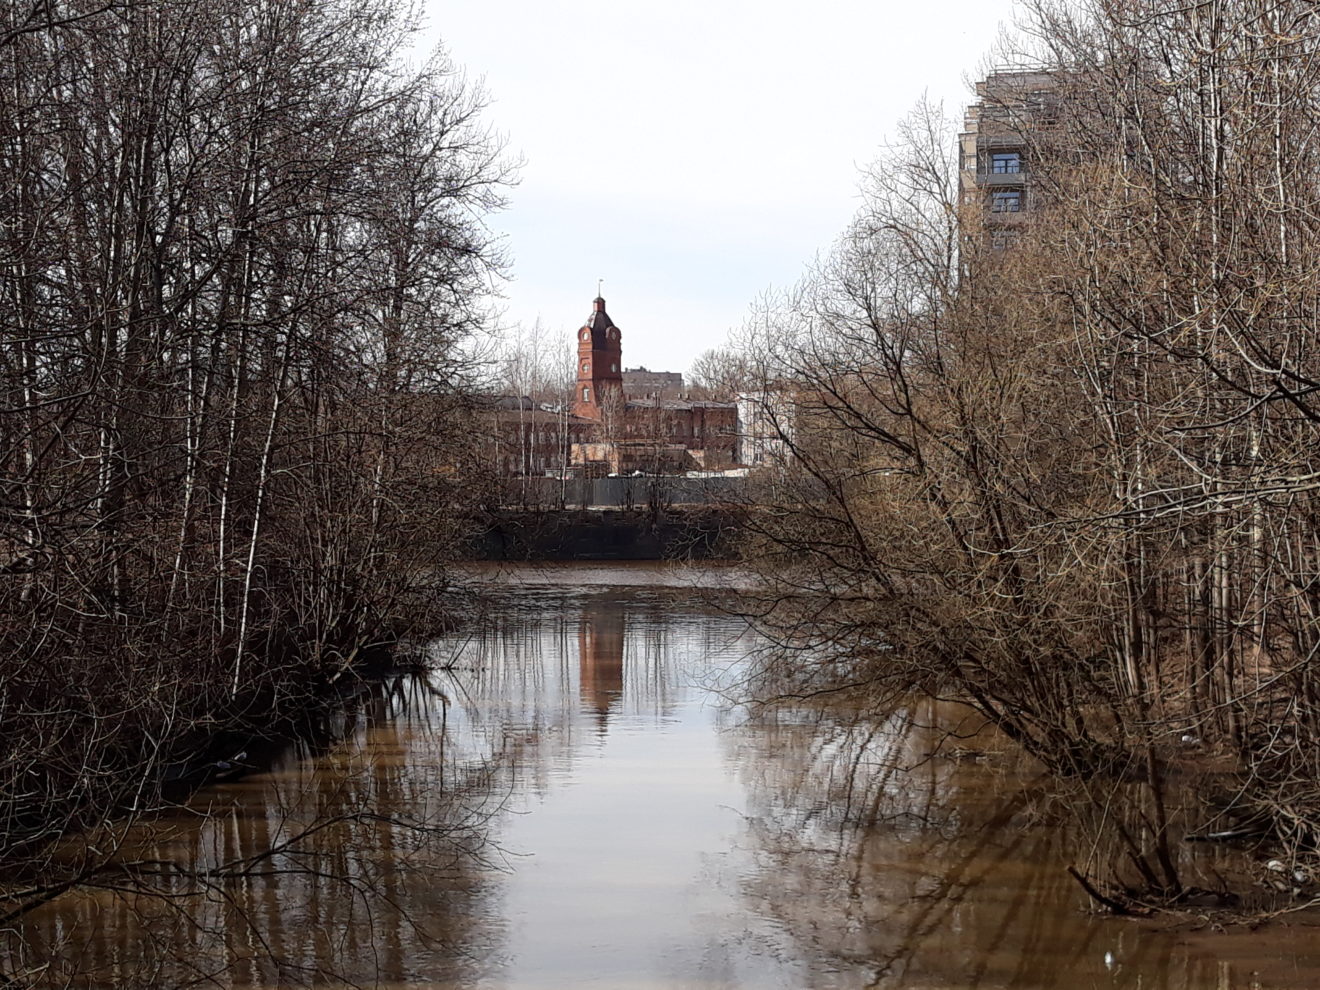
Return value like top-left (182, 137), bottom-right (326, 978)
top-left (584, 296), bottom-right (618, 334)
top-left (626, 398), bottom-right (735, 411)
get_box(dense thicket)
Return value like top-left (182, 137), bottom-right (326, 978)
top-left (740, 0), bottom-right (1320, 908)
top-left (0, 0), bottom-right (508, 913)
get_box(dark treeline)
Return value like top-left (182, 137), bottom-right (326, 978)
top-left (0, 0), bottom-right (509, 938)
top-left (737, 0), bottom-right (1320, 912)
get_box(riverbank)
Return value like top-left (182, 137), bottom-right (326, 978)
top-left (470, 506), bottom-right (742, 560)
top-left (0, 590), bottom-right (466, 934)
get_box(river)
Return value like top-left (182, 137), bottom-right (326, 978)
top-left (11, 562), bottom-right (1320, 988)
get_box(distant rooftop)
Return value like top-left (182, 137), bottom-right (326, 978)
top-left (623, 367), bottom-right (683, 389)
top-left (626, 398), bottom-right (735, 411)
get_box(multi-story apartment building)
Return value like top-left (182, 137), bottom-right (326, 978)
top-left (958, 70), bottom-right (1057, 244)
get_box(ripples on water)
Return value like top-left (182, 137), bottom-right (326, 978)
top-left (7, 563), bottom-right (1317, 987)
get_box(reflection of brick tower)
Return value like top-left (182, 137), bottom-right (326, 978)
top-left (573, 296), bottom-right (623, 420)
top-left (578, 606), bottom-right (624, 732)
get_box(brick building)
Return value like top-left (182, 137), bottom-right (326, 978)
top-left (568, 295), bottom-right (737, 472)
top-left (486, 395), bottom-right (592, 478)
top-left (573, 296), bottom-right (623, 419)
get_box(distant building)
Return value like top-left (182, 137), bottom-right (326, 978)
top-left (959, 70), bottom-right (1057, 246)
top-left (736, 390), bottom-right (795, 468)
top-left (573, 296), bottom-right (623, 420)
top-left (565, 295), bottom-right (737, 473)
top-left (618, 397), bottom-right (737, 468)
top-left (484, 394), bottom-right (591, 478)
top-left (622, 367), bottom-right (683, 398)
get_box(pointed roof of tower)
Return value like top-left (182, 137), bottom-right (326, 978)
top-left (584, 296), bottom-right (617, 334)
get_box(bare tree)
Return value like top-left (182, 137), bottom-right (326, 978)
top-left (737, 18), bottom-right (1320, 910)
top-left (688, 345), bottom-right (752, 400)
top-left (0, 0), bottom-right (512, 976)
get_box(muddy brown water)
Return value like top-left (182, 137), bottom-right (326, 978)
top-left (10, 562), bottom-right (1320, 988)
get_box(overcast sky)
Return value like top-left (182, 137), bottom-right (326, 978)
top-left (417, 1), bottom-right (1017, 377)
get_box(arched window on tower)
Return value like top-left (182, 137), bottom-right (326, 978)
top-left (582, 386), bottom-right (590, 402)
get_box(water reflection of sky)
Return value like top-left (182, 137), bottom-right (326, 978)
top-left (8, 565), bottom-right (1313, 988)
top-left (440, 573), bottom-right (1283, 989)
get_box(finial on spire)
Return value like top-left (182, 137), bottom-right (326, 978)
top-left (597, 278), bottom-right (603, 299)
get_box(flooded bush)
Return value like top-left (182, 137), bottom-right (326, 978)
top-left (734, 0), bottom-right (1320, 915)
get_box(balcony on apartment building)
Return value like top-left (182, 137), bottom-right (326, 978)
top-left (979, 149), bottom-right (1025, 183)
top-left (986, 187), bottom-right (1028, 222)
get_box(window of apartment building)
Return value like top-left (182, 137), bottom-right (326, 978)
top-left (990, 152), bottom-right (1021, 174)
top-left (990, 190), bottom-right (1023, 212)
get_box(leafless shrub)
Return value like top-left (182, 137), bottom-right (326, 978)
top-left (738, 0), bottom-right (1320, 913)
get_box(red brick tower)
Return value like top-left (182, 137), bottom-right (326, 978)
top-left (573, 296), bottom-right (623, 420)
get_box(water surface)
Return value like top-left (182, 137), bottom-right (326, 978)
top-left (11, 562), bottom-right (1318, 987)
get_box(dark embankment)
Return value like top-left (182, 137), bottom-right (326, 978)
top-left (470, 507), bottom-right (743, 561)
